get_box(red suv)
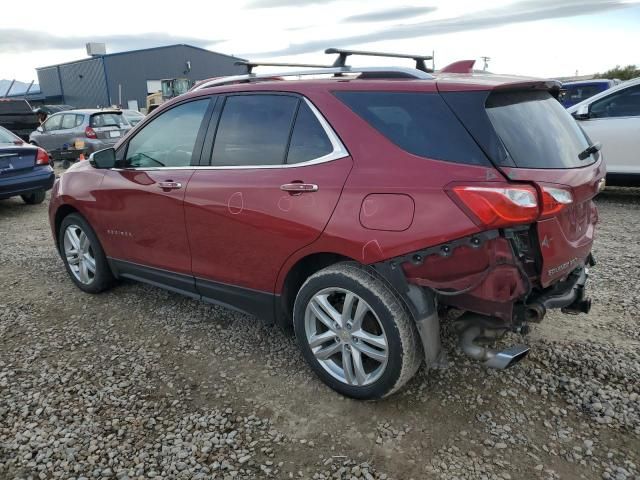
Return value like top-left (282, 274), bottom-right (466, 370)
top-left (49, 50), bottom-right (604, 399)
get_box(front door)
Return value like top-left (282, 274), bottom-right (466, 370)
top-left (184, 94), bottom-right (352, 297)
top-left (94, 97), bottom-right (213, 286)
top-left (579, 83), bottom-right (640, 175)
top-left (39, 114), bottom-right (63, 152)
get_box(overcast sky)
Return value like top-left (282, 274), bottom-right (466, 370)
top-left (1, 0), bottom-right (640, 83)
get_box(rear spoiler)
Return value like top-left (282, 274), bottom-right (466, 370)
top-left (440, 60), bottom-right (476, 74)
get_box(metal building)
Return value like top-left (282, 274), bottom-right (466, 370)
top-left (36, 44), bottom-right (247, 110)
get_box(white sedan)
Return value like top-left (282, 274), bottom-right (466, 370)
top-left (567, 77), bottom-right (640, 186)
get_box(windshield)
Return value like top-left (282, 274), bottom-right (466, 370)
top-left (90, 113), bottom-right (127, 127)
top-left (486, 91), bottom-right (594, 169)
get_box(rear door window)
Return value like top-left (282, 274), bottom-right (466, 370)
top-left (61, 114), bottom-right (79, 129)
top-left (287, 102), bottom-right (333, 164)
top-left (486, 91), bottom-right (593, 168)
top-left (335, 91), bottom-right (489, 166)
top-left (211, 94), bottom-right (299, 166)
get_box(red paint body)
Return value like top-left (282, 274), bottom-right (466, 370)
top-left (48, 70), bottom-right (603, 323)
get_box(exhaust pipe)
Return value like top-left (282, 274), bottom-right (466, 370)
top-left (456, 313), bottom-right (530, 369)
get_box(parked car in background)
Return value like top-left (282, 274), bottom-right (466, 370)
top-left (30, 109), bottom-right (132, 168)
top-left (49, 52), bottom-right (604, 399)
top-left (0, 125), bottom-right (54, 204)
top-left (122, 109), bottom-right (145, 126)
top-left (568, 77), bottom-right (640, 186)
top-left (559, 79), bottom-right (618, 108)
top-left (0, 98), bottom-right (39, 141)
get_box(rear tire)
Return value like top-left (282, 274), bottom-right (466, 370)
top-left (293, 262), bottom-right (423, 399)
top-left (21, 190), bottom-right (46, 205)
top-left (59, 213), bottom-right (114, 293)
top-left (62, 159), bottom-right (71, 169)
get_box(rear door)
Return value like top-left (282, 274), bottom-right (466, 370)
top-left (184, 93), bottom-right (352, 295)
top-left (575, 83), bottom-right (640, 175)
top-left (57, 113), bottom-right (82, 148)
top-left (39, 114), bottom-right (63, 152)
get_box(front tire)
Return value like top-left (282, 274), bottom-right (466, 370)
top-left (59, 213), bottom-right (114, 293)
top-left (21, 190), bottom-right (46, 205)
top-left (293, 262), bottom-right (423, 399)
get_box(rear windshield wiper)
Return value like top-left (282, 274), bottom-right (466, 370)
top-left (578, 141), bottom-right (602, 161)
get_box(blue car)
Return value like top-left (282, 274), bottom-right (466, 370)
top-left (0, 125), bottom-right (55, 204)
top-left (559, 79), bottom-right (618, 108)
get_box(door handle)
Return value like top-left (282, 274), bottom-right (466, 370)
top-left (158, 181), bottom-right (182, 190)
top-left (280, 183), bottom-right (319, 194)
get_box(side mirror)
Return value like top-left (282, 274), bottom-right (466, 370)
top-left (37, 126), bottom-right (44, 133)
top-left (572, 104), bottom-right (590, 120)
top-left (89, 147), bottom-right (116, 169)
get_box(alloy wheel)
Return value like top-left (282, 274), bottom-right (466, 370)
top-left (304, 287), bottom-right (389, 386)
top-left (63, 224), bottom-right (96, 285)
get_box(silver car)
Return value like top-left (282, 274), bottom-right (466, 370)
top-left (29, 109), bottom-right (131, 166)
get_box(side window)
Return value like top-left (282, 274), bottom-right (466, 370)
top-left (591, 85), bottom-right (640, 118)
top-left (75, 114), bottom-right (84, 127)
top-left (61, 114), bottom-right (77, 129)
top-left (43, 115), bottom-right (62, 131)
top-left (125, 99), bottom-right (210, 168)
top-left (335, 91), bottom-right (487, 165)
top-left (287, 102), bottom-right (333, 164)
top-left (212, 95), bottom-right (299, 166)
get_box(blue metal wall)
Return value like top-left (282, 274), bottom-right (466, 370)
top-left (36, 66), bottom-right (62, 98)
top-left (103, 45), bottom-right (247, 109)
top-left (58, 58), bottom-right (109, 108)
top-left (37, 45), bottom-right (247, 109)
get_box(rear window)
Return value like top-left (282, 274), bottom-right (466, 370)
top-left (0, 127), bottom-right (18, 143)
top-left (90, 113), bottom-right (127, 128)
top-left (486, 91), bottom-right (593, 169)
top-left (334, 91), bottom-right (489, 166)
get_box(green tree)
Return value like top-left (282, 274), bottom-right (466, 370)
top-left (593, 65), bottom-right (640, 81)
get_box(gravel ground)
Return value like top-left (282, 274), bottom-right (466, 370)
top-left (0, 175), bottom-right (639, 480)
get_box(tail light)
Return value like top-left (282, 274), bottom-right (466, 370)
top-left (85, 126), bottom-right (97, 139)
top-left (36, 147), bottom-right (50, 165)
top-left (450, 184), bottom-right (539, 228)
top-left (540, 186), bottom-right (573, 216)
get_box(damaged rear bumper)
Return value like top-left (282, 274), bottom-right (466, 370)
top-left (524, 254), bottom-right (594, 320)
top-left (372, 231), bottom-right (594, 369)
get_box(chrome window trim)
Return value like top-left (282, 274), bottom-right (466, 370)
top-left (116, 96), bottom-right (349, 171)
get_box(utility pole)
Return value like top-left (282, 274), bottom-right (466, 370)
top-left (481, 56), bottom-right (491, 71)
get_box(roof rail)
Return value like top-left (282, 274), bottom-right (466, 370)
top-left (236, 61), bottom-right (333, 74)
top-left (192, 66), bottom-right (434, 91)
top-left (325, 47), bottom-right (433, 73)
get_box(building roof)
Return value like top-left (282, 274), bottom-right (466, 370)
top-left (37, 44), bottom-right (245, 71)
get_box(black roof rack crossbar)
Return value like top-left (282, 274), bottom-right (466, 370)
top-left (235, 61), bottom-right (333, 74)
top-left (325, 48), bottom-right (433, 72)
